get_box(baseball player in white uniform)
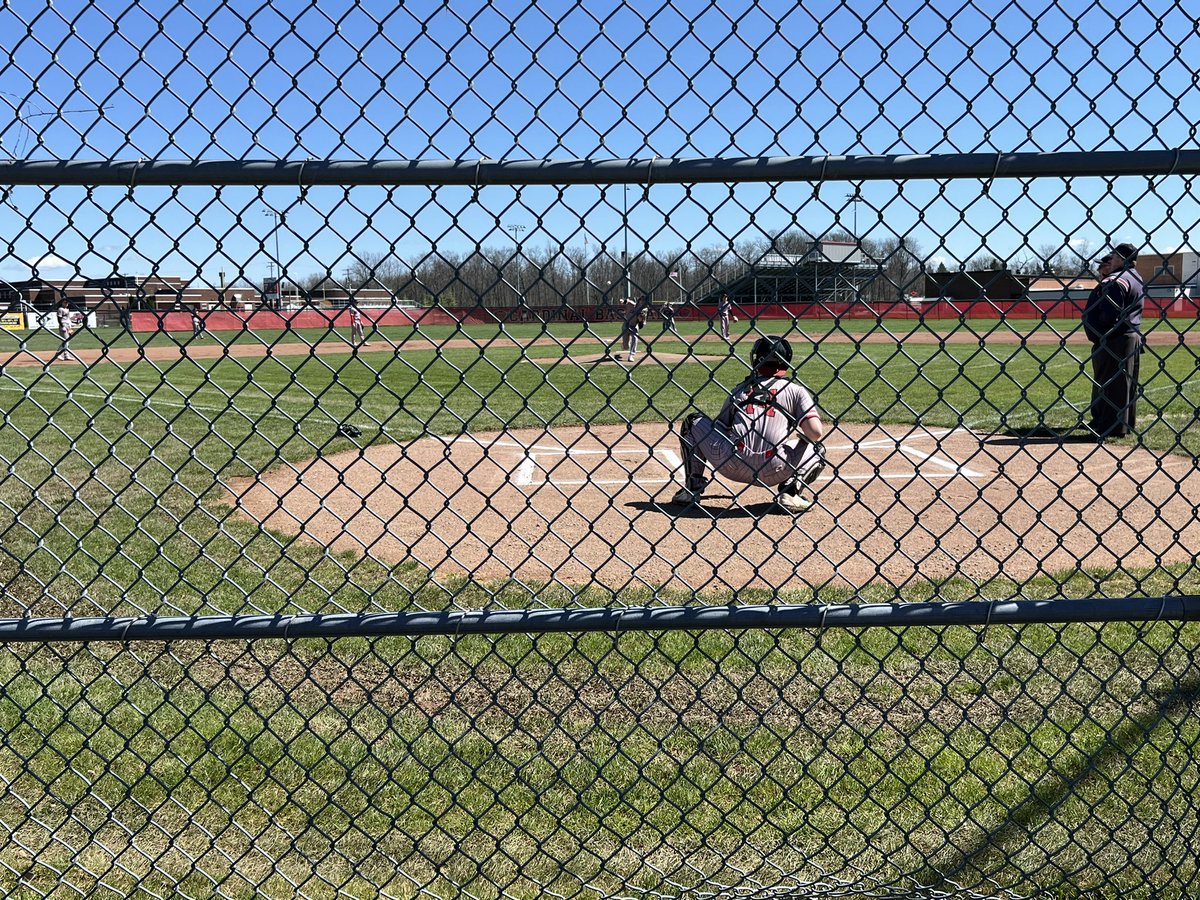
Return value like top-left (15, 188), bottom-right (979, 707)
top-left (49, 299), bottom-right (84, 364)
top-left (672, 336), bottom-right (827, 513)
top-left (350, 303), bottom-right (369, 346)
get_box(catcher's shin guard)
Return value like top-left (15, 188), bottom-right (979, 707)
top-left (677, 413), bottom-right (709, 495)
top-left (678, 412), bottom-right (703, 462)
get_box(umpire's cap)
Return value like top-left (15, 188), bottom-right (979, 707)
top-left (751, 335), bottom-right (793, 368)
top-left (1103, 242), bottom-right (1139, 263)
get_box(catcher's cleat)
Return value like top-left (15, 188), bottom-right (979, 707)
top-left (671, 484), bottom-right (702, 505)
top-left (776, 490), bottom-right (814, 514)
top-left (672, 480), bottom-right (705, 508)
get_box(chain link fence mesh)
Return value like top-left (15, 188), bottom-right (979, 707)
top-left (2, 0), bottom-right (1200, 897)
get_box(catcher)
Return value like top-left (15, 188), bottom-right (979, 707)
top-left (672, 335), bottom-right (827, 513)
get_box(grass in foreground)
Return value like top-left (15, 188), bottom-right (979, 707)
top-left (1, 604), bottom-right (1197, 899)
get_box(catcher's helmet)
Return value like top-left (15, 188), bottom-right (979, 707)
top-left (751, 335), bottom-right (793, 368)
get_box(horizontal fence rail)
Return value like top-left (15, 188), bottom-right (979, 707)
top-left (2, 148), bottom-right (1200, 187)
top-left (1, 596), bottom-right (1198, 642)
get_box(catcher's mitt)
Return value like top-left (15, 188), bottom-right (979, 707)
top-left (337, 423), bottom-right (363, 439)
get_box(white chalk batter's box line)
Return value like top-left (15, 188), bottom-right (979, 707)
top-left (449, 433), bottom-right (986, 489)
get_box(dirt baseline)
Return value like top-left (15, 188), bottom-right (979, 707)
top-left (5, 324), bottom-right (1200, 370)
top-left (227, 422), bottom-right (1200, 594)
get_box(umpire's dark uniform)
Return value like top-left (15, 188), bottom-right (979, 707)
top-left (1082, 244), bottom-right (1145, 438)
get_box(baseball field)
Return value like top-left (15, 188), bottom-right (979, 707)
top-left (2, 316), bottom-right (1199, 898)
top-left (3, 315), bottom-right (1199, 610)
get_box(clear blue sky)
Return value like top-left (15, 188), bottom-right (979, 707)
top-left (2, 0), bottom-right (1198, 287)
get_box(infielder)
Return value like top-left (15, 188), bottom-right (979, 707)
top-left (49, 298), bottom-right (84, 365)
top-left (661, 300), bottom-right (681, 338)
top-left (672, 336), bottom-right (827, 513)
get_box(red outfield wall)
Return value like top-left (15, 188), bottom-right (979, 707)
top-left (131, 295), bottom-right (1198, 333)
top-left (130, 308), bottom-right (448, 332)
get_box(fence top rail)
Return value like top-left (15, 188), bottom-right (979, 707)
top-left (1, 149), bottom-right (1197, 188)
top-left (1, 597), bottom-right (1196, 643)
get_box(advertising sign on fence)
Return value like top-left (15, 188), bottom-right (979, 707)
top-left (0, 311), bottom-right (26, 331)
top-left (34, 311), bottom-right (97, 330)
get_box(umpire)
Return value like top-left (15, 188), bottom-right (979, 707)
top-left (1082, 242), bottom-right (1145, 439)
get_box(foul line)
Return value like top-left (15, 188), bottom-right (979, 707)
top-left (899, 441), bottom-right (984, 477)
top-left (502, 431), bottom-right (984, 491)
top-left (0, 380), bottom-right (342, 429)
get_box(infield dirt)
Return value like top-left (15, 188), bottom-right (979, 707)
top-left (226, 421), bottom-right (1200, 594)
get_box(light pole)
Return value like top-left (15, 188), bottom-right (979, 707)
top-left (584, 234), bottom-right (592, 308)
top-left (507, 223), bottom-right (527, 305)
top-left (846, 189), bottom-right (862, 249)
top-left (263, 207), bottom-right (283, 307)
top-left (623, 183), bottom-right (631, 302)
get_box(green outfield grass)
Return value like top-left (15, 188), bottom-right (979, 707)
top-left (10, 312), bottom-right (1194, 354)
top-left (2, 323), bottom-right (1200, 899)
top-left (2, 325), bottom-right (1199, 619)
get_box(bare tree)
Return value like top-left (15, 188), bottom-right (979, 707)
top-left (343, 250), bottom-right (412, 293)
top-left (770, 228), bottom-right (816, 255)
top-left (967, 253), bottom-right (1005, 271)
top-left (866, 236), bottom-right (924, 302)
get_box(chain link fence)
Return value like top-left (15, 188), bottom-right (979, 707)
top-left (2, 0), bottom-right (1200, 897)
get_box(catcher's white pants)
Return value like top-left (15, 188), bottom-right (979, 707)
top-left (681, 414), bottom-right (819, 488)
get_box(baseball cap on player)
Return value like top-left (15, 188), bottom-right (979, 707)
top-left (1101, 243), bottom-right (1139, 263)
top-left (751, 335), bottom-right (793, 368)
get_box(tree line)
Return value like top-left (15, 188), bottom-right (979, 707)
top-left (283, 230), bottom-right (1092, 309)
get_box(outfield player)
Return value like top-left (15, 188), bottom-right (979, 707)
top-left (48, 298), bottom-right (84, 364)
top-left (672, 335), bottom-right (827, 513)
